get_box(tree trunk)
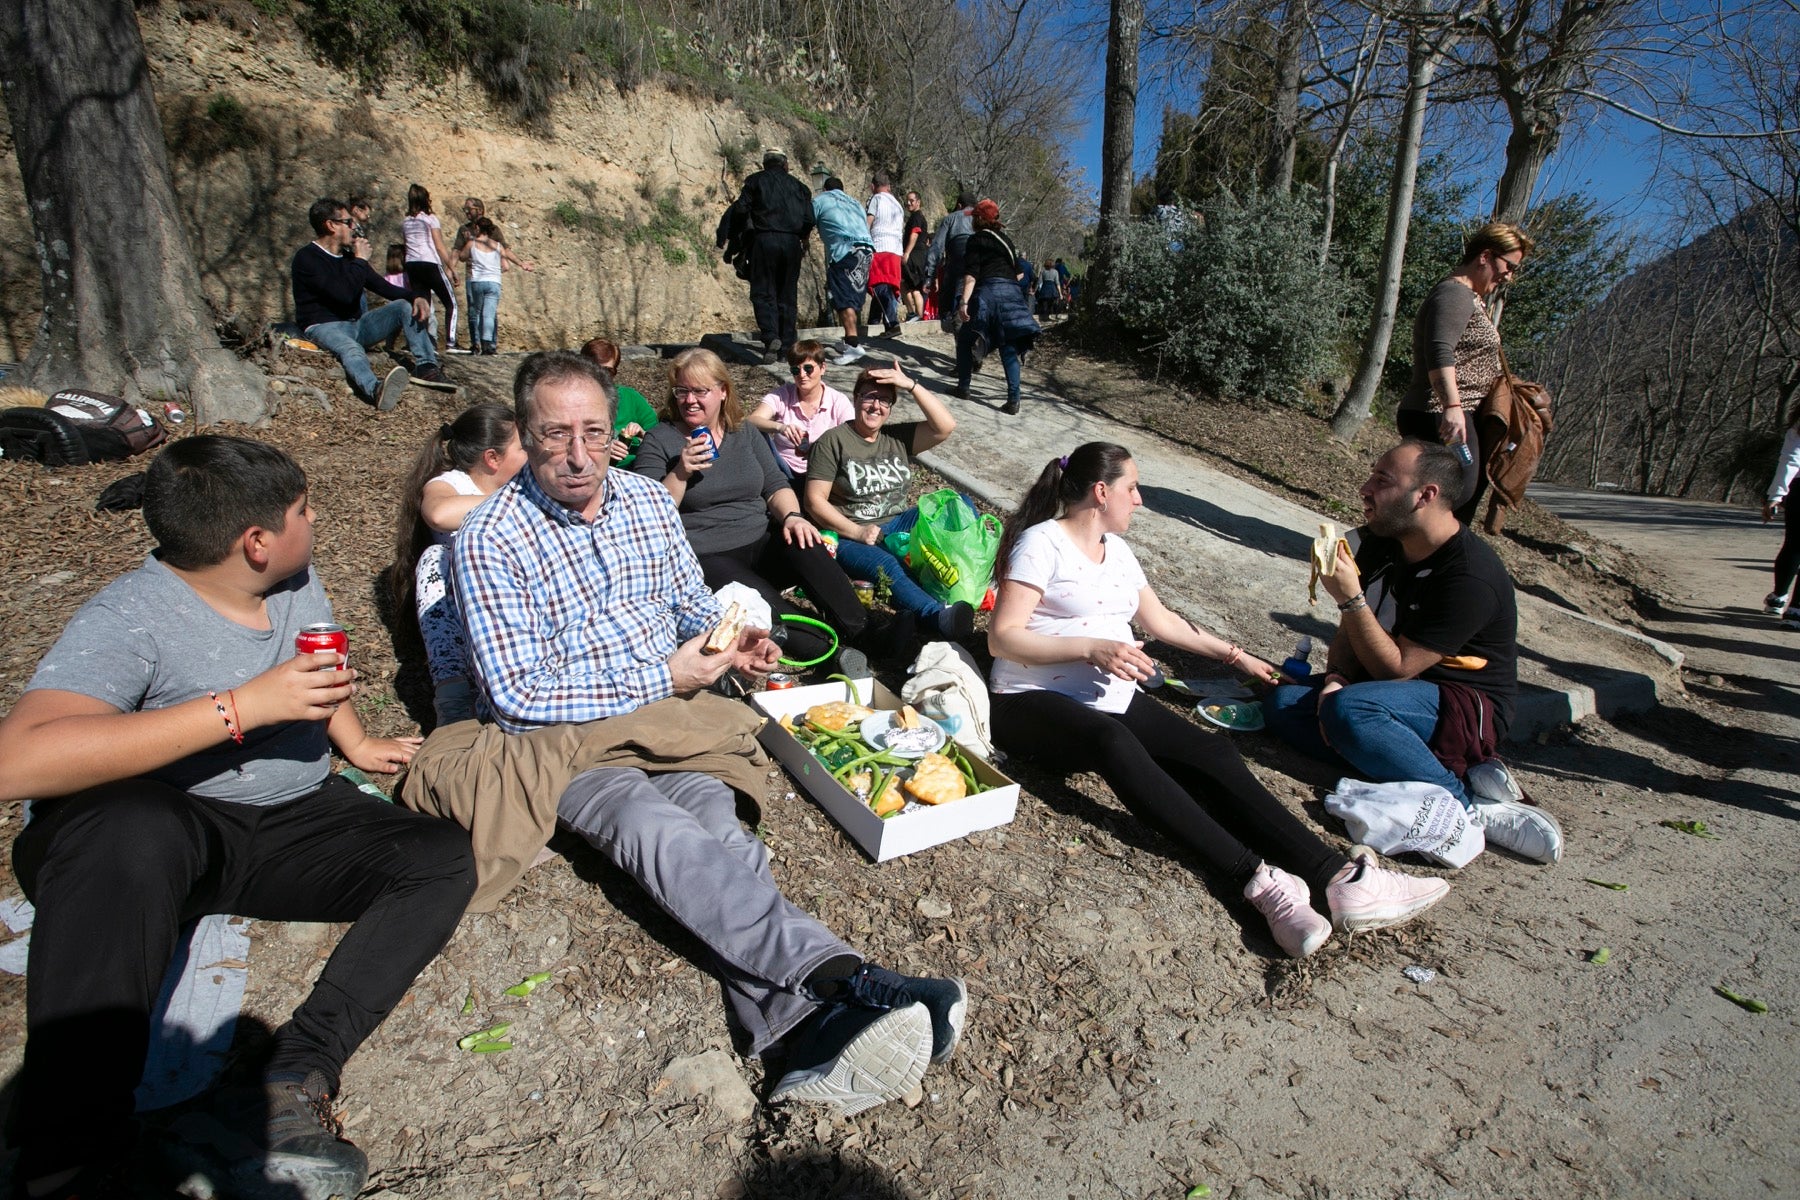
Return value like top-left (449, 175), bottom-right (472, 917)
top-left (1329, 34), bottom-right (1440, 441)
top-left (1088, 0), bottom-right (1143, 308)
top-left (1262, 0), bottom-right (1309, 194)
top-left (0, 0), bottom-right (266, 423)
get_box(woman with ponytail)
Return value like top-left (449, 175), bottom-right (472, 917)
top-left (391, 403), bottom-right (526, 724)
top-left (987, 442), bottom-right (1449, 958)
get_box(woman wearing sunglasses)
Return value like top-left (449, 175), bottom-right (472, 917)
top-left (631, 348), bottom-right (866, 669)
top-left (747, 341), bottom-right (855, 479)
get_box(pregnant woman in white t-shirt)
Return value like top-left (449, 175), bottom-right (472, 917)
top-left (987, 442), bottom-right (1449, 958)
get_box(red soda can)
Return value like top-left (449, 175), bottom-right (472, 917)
top-left (765, 672), bottom-right (797, 690)
top-left (295, 623), bottom-right (349, 668)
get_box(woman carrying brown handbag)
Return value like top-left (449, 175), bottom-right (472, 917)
top-left (1396, 222), bottom-right (1534, 525)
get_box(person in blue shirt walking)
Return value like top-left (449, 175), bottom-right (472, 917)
top-left (813, 177), bottom-right (875, 366)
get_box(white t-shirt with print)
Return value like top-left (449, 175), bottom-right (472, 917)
top-left (867, 191), bottom-right (906, 256)
top-left (989, 519), bottom-right (1147, 713)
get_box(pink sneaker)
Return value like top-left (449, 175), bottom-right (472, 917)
top-left (1325, 847), bottom-right (1451, 932)
top-left (1243, 863), bottom-right (1332, 958)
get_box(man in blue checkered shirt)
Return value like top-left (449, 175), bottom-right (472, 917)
top-left (453, 352), bottom-right (969, 1117)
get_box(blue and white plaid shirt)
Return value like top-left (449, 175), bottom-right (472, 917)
top-left (454, 465), bottom-right (722, 733)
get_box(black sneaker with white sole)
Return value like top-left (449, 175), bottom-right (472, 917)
top-left (160, 1070), bottom-right (368, 1200)
top-left (768, 1000), bottom-right (932, 1116)
top-left (840, 963), bottom-right (969, 1064)
top-left (409, 363), bottom-right (458, 392)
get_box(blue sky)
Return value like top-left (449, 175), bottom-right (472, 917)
top-left (1058, 33), bottom-right (1679, 241)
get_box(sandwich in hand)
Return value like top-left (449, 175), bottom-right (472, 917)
top-left (1308, 522), bottom-right (1358, 605)
top-left (702, 601), bottom-right (748, 654)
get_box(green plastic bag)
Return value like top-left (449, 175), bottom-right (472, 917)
top-left (909, 489), bottom-right (1002, 607)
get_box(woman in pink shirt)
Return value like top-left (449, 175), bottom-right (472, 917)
top-left (747, 340), bottom-right (854, 479)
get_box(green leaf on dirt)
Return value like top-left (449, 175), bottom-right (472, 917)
top-left (1658, 819), bottom-right (1717, 839)
top-left (1186, 1188), bottom-right (1212, 1198)
top-left (1588, 947), bottom-right (1611, 965)
top-left (1584, 878), bottom-right (1629, 891)
top-left (503, 971), bottom-right (553, 998)
top-left (460, 993), bottom-right (475, 1015)
top-left (1714, 986), bottom-right (1768, 1014)
top-left (469, 1040), bottom-right (513, 1052)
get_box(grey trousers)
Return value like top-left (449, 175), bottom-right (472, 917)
top-left (556, 767), bottom-right (855, 1055)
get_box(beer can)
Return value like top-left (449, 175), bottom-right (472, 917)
top-left (295, 623), bottom-right (349, 668)
top-left (765, 672), bottom-right (797, 690)
top-left (819, 530), bottom-right (839, 558)
top-left (691, 424), bottom-right (719, 460)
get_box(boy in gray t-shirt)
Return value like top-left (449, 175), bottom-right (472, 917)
top-left (0, 436), bottom-right (475, 1200)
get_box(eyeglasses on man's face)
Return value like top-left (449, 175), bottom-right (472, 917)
top-left (529, 427), bottom-right (611, 453)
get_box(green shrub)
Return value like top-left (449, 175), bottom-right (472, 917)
top-left (1100, 189), bottom-right (1346, 404)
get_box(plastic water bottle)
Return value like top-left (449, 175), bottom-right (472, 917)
top-left (1281, 636), bottom-right (1313, 680)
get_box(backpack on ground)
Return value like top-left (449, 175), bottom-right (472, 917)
top-left (48, 388), bottom-right (168, 460)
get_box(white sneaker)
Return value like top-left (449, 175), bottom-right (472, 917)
top-left (1764, 592), bottom-right (1789, 616)
top-left (831, 344), bottom-right (867, 366)
top-left (1466, 760), bottom-right (1524, 805)
top-left (1473, 797), bottom-right (1564, 863)
top-left (1243, 864), bottom-right (1331, 958)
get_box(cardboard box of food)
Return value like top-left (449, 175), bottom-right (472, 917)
top-left (752, 677), bottom-right (1020, 862)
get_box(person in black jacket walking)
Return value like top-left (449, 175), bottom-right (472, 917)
top-left (291, 198), bottom-right (454, 411)
top-left (727, 149), bottom-right (816, 364)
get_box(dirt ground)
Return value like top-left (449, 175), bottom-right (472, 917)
top-left (0, 339), bottom-right (1794, 1200)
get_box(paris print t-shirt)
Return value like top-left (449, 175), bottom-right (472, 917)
top-left (807, 421), bottom-right (922, 525)
top-left (989, 520), bottom-right (1148, 713)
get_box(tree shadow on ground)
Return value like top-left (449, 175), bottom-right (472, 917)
top-left (1138, 484), bottom-right (1311, 560)
top-left (1523, 704), bottom-right (1800, 822)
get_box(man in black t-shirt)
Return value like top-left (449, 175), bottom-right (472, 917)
top-left (1265, 440), bottom-right (1556, 860)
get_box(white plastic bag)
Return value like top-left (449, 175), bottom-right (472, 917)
top-left (711, 581), bottom-right (773, 633)
top-left (1323, 778), bottom-right (1485, 868)
top-left (901, 641), bottom-right (994, 758)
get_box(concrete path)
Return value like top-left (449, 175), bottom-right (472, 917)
top-left (1531, 482), bottom-right (1799, 712)
top-left (738, 323), bottom-right (1683, 741)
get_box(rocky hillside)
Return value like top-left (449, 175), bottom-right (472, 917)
top-left (0, 3), bottom-right (867, 359)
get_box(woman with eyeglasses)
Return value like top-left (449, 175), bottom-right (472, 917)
top-left (630, 348), bottom-right (866, 667)
top-left (747, 341), bottom-right (855, 480)
top-left (804, 364), bottom-right (976, 641)
top-left (1398, 221), bottom-right (1534, 525)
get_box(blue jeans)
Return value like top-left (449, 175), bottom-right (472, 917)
top-left (466, 280), bottom-right (500, 347)
top-left (1265, 677), bottom-right (1472, 808)
top-left (833, 508), bottom-right (943, 620)
top-left (306, 300), bottom-right (437, 400)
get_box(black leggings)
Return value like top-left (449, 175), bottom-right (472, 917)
top-left (1397, 407), bottom-right (1489, 525)
top-left (404, 259), bottom-right (456, 343)
top-left (1775, 497), bottom-right (1800, 601)
top-left (696, 528), bottom-right (867, 665)
top-left (992, 690), bottom-right (1349, 893)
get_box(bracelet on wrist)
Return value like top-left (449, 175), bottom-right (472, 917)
top-left (209, 690), bottom-right (244, 745)
top-left (782, 510), bottom-right (806, 523)
top-left (1338, 593), bottom-right (1369, 614)
top-left (1222, 644), bottom-right (1243, 668)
